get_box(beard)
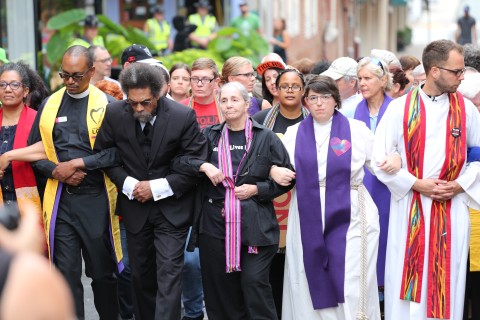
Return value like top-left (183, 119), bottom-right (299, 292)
top-left (435, 77), bottom-right (459, 94)
top-left (133, 110), bottom-right (154, 123)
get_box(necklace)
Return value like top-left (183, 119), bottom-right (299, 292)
top-left (315, 133), bottom-right (330, 149)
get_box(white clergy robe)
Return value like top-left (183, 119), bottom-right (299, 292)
top-left (372, 89), bottom-right (480, 320)
top-left (282, 117), bottom-right (381, 320)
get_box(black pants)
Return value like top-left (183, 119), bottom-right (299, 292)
top-left (464, 253), bottom-right (480, 320)
top-left (127, 209), bottom-right (189, 320)
top-left (199, 234), bottom-right (278, 320)
top-left (53, 191), bottom-right (119, 320)
top-left (269, 253), bottom-right (285, 319)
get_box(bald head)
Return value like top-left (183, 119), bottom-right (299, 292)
top-left (64, 45), bottom-right (94, 69)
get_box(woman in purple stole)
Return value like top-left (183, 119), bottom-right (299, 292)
top-left (354, 57), bottom-right (394, 294)
top-left (282, 75), bottom-right (398, 319)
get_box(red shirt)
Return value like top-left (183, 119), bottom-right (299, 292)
top-left (181, 98), bottom-right (219, 129)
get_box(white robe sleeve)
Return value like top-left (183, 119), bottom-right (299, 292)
top-left (456, 100), bottom-right (480, 209)
top-left (372, 99), bottom-right (417, 201)
top-left (350, 119), bottom-right (376, 175)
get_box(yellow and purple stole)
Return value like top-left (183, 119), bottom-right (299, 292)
top-left (39, 85), bottom-right (123, 268)
top-left (401, 86), bottom-right (466, 319)
top-left (0, 106), bottom-right (41, 213)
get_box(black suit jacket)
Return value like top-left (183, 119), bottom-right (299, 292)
top-left (94, 97), bottom-right (208, 233)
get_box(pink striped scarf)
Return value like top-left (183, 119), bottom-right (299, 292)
top-left (218, 118), bottom-right (255, 273)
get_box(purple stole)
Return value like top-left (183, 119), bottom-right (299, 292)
top-left (248, 97), bottom-right (261, 116)
top-left (294, 111), bottom-right (352, 309)
top-left (354, 94), bottom-right (393, 286)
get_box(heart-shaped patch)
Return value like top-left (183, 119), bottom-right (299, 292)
top-left (330, 137), bottom-right (351, 156)
top-left (90, 107), bottom-right (105, 124)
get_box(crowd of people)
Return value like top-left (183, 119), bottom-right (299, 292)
top-left (0, 5), bottom-right (479, 320)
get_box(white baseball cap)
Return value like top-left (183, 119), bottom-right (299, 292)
top-left (321, 57), bottom-right (358, 80)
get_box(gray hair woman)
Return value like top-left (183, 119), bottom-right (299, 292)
top-left (177, 81), bottom-right (294, 320)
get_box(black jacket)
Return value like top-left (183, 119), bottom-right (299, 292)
top-left (94, 97), bottom-right (208, 233)
top-left (175, 120), bottom-right (295, 251)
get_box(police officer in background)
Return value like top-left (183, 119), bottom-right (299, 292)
top-left (188, 0), bottom-right (218, 49)
top-left (70, 14), bottom-right (105, 48)
top-left (144, 5), bottom-right (172, 56)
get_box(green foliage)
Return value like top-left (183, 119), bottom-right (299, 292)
top-left (396, 27), bottom-right (412, 51)
top-left (46, 9), bottom-right (86, 30)
top-left (161, 27), bottom-right (268, 71)
top-left (45, 10), bottom-right (156, 68)
top-left (207, 27), bottom-right (269, 66)
top-left (161, 49), bottom-right (224, 71)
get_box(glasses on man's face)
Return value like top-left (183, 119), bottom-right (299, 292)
top-left (0, 81), bottom-right (23, 91)
top-left (436, 66), bottom-right (466, 77)
top-left (306, 94), bottom-right (333, 104)
top-left (278, 84), bottom-right (303, 92)
top-left (190, 77), bottom-right (215, 85)
top-left (126, 99), bottom-right (153, 108)
top-left (96, 57), bottom-right (113, 64)
top-left (232, 71), bottom-right (257, 78)
top-left (58, 68), bottom-right (92, 82)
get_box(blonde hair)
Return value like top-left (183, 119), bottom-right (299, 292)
top-left (221, 56), bottom-right (252, 85)
top-left (357, 57), bottom-right (393, 91)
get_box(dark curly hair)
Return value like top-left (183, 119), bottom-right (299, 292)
top-left (119, 63), bottom-right (164, 98)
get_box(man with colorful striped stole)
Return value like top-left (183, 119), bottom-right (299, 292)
top-left (373, 39), bottom-right (480, 320)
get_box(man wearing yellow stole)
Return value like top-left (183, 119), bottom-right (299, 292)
top-left (27, 46), bottom-right (122, 320)
top-left (373, 39), bottom-right (480, 320)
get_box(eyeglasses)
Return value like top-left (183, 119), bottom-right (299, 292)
top-left (172, 76), bottom-right (191, 82)
top-left (0, 81), bottom-right (23, 91)
top-left (232, 71), bottom-right (257, 78)
top-left (126, 99), bottom-right (153, 108)
top-left (58, 68), bottom-right (92, 81)
top-left (96, 57), bottom-right (113, 63)
top-left (436, 66), bottom-right (466, 77)
top-left (306, 94), bottom-right (333, 104)
top-left (190, 77), bottom-right (215, 85)
top-left (278, 84), bottom-right (303, 92)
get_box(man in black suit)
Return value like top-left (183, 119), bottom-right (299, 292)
top-left (94, 63), bottom-right (208, 320)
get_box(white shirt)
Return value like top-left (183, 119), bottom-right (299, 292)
top-left (339, 93), bottom-right (362, 119)
top-left (122, 115), bottom-right (174, 201)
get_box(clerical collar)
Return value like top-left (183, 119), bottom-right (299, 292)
top-left (66, 87), bottom-right (90, 99)
top-left (420, 84), bottom-right (442, 102)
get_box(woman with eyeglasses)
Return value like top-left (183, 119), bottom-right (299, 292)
top-left (176, 82), bottom-right (294, 320)
top-left (169, 63), bottom-right (192, 102)
top-left (354, 57), bottom-right (395, 301)
top-left (254, 69), bottom-right (309, 134)
top-left (282, 75), bottom-right (398, 319)
top-left (0, 62), bottom-right (49, 216)
top-left (221, 56), bottom-right (271, 115)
